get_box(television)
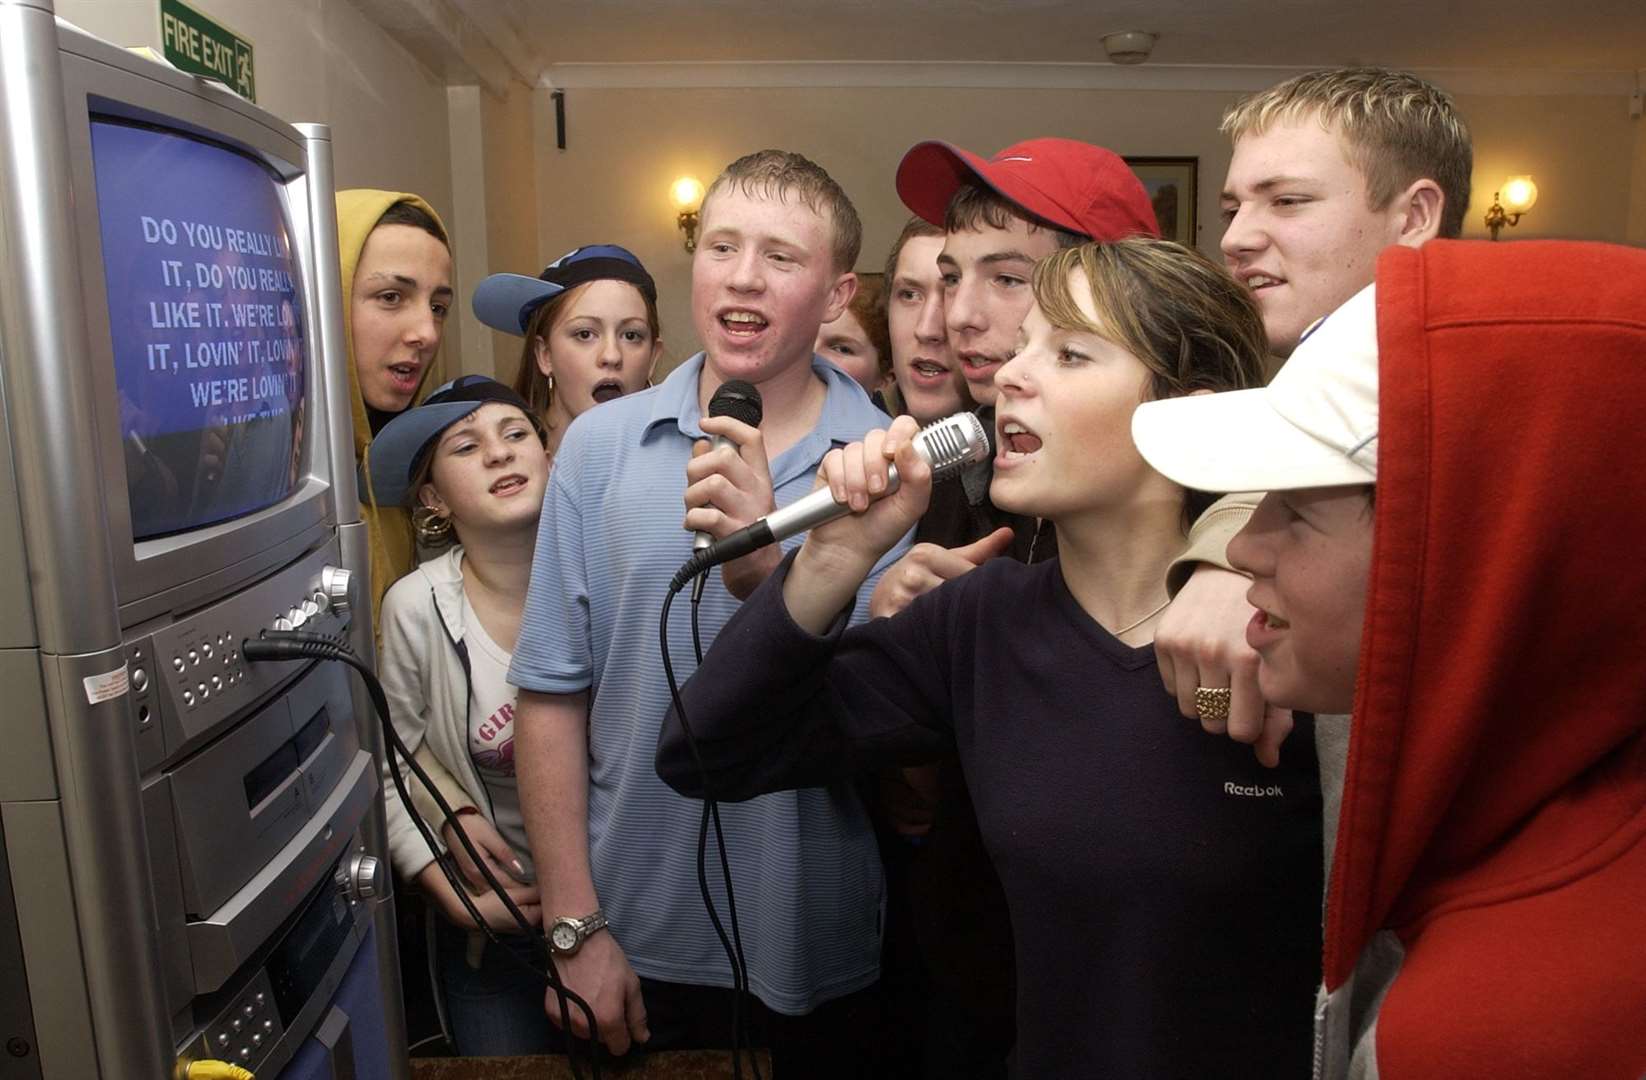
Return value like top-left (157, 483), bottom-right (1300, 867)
top-left (92, 119), bottom-right (308, 542)
top-left (51, 22), bottom-right (352, 629)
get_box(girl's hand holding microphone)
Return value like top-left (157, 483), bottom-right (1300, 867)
top-left (786, 415), bottom-right (930, 633)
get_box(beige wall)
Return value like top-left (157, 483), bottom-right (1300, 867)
top-left (529, 82), bottom-right (1645, 371)
top-left (1456, 94), bottom-right (1639, 244)
top-left (531, 85), bottom-right (1242, 370)
top-left (479, 82), bottom-right (542, 380)
top-left (55, 0), bottom-right (465, 367)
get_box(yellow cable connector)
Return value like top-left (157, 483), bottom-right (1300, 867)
top-left (186, 1061), bottom-right (255, 1080)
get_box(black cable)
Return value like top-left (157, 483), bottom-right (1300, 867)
top-left (247, 632), bottom-right (592, 1067)
top-left (659, 577), bottom-right (760, 1080)
top-left (243, 631), bottom-right (601, 1078)
top-left (689, 585), bottom-right (760, 1080)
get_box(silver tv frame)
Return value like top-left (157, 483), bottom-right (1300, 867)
top-left (0, 3), bottom-right (402, 1077)
top-left (59, 32), bottom-right (339, 631)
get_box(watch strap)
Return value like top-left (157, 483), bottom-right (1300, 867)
top-left (550, 908), bottom-right (608, 955)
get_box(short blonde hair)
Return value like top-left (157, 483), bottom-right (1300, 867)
top-left (1220, 67), bottom-right (1472, 239)
top-left (702, 149), bottom-right (862, 273)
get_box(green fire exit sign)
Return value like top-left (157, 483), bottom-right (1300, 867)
top-left (159, 0), bottom-right (255, 102)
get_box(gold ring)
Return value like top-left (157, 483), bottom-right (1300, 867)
top-left (1195, 686), bottom-right (1233, 725)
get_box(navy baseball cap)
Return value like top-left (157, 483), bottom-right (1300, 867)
top-left (361, 375), bottom-right (544, 505)
top-left (472, 244), bottom-right (658, 336)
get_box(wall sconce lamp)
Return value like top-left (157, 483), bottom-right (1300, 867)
top-left (671, 175), bottom-right (705, 252)
top-left (1484, 176), bottom-right (1538, 240)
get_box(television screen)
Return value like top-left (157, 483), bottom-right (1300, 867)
top-left (90, 119), bottom-right (306, 540)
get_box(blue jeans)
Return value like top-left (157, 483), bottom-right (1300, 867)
top-left (433, 920), bottom-right (568, 1057)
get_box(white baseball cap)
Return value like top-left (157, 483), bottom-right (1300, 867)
top-left (1131, 283), bottom-right (1379, 492)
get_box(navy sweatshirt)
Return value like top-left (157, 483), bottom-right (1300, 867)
top-left (658, 552), bottom-right (1321, 1078)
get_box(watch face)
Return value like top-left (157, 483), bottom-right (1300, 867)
top-left (551, 922), bottom-right (579, 952)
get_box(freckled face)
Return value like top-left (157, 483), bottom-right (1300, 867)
top-left (691, 187), bottom-right (853, 388)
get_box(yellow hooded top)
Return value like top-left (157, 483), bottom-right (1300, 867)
top-left (334, 189), bottom-right (448, 626)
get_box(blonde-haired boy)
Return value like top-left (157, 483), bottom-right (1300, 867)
top-left (1161, 67), bottom-right (1473, 764)
top-left (1219, 67), bottom-right (1471, 358)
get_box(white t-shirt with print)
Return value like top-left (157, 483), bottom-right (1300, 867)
top-left (461, 592), bottom-right (529, 863)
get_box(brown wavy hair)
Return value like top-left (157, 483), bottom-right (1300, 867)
top-left (1032, 239), bottom-right (1269, 522)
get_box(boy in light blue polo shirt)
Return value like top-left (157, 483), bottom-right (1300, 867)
top-left (507, 150), bottom-right (907, 1074)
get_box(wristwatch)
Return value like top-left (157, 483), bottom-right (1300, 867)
top-left (548, 909), bottom-right (608, 956)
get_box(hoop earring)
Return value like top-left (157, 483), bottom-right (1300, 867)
top-left (412, 506), bottom-right (455, 547)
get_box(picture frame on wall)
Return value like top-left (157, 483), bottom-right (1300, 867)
top-left (1125, 157), bottom-right (1198, 245)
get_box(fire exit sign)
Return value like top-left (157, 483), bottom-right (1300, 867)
top-left (159, 0), bottom-right (255, 103)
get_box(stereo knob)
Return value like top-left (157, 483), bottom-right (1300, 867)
top-left (340, 854), bottom-right (384, 902)
top-left (285, 607), bottom-right (308, 629)
top-left (320, 566), bottom-right (353, 616)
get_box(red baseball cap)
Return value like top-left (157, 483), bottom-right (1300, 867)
top-left (896, 137), bottom-right (1160, 242)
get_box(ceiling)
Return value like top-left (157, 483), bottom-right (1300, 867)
top-left (359, 0), bottom-right (1646, 92)
top-left (519, 0), bottom-right (1646, 71)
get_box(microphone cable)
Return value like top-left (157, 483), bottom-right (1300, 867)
top-left (656, 411), bottom-right (991, 1074)
top-left (689, 578), bottom-right (759, 1080)
top-left (242, 629), bottom-right (602, 1079)
top-left (659, 572), bottom-right (763, 1080)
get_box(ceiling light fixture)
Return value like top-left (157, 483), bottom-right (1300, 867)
top-left (1101, 31), bottom-right (1156, 65)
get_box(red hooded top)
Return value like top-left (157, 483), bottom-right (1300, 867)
top-left (1326, 239), bottom-right (1646, 1078)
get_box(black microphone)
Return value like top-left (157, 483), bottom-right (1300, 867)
top-left (671, 411), bottom-right (991, 592)
top-left (694, 380), bottom-right (764, 553)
